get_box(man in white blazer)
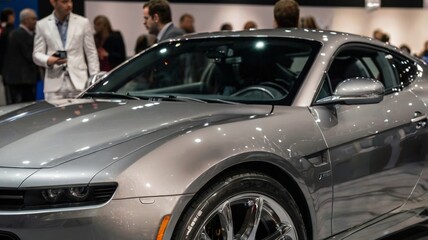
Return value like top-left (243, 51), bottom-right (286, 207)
top-left (33, 0), bottom-right (99, 101)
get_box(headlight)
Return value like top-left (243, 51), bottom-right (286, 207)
top-left (42, 186), bottom-right (90, 203)
top-left (65, 186), bottom-right (90, 201)
top-left (42, 188), bottom-right (65, 203)
top-left (0, 183), bottom-right (117, 211)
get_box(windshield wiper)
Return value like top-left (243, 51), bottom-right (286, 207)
top-left (208, 98), bottom-right (241, 105)
top-left (82, 92), bottom-right (140, 100)
top-left (166, 95), bottom-right (208, 103)
top-left (133, 94), bottom-right (208, 103)
top-left (138, 95), bottom-right (240, 104)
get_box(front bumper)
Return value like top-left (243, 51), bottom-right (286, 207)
top-left (0, 195), bottom-right (188, 240)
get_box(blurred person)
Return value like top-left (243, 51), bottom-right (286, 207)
top-left (274, 0), bottom-right (300, 28)
top-left (179, 13), bottom-right (195, 33)
top-left (380, 32), bottom-right (390, 43)
top-left (399, 44), bottom-right (411, 54)
top-left (243, 21), bottom-right (257, 30)
top-left (3, 9), bottom-right (39, 104)
top-left (33, 0), bottom-right (99, 101)
top-left (0, 8), bottom-right (15, 73)
top-left (142, 0), bottom-right (184, 42)
top-left (419, 41), bottom-right (428, 62)
top-left (0, 8), bottom-right (15, 106)
top-left (0, 8), bottom-right (14, 29)
top-left (220, 23), bottom-right (233, 31)
top-left (0, 82), bottom-right (4, 105)
top-left (373, 29), bottom-right (390, 44)
top-left (300, 16), bottom-right (319, 29)
top-left (94, 15), bottom-right (126, 71)
top-left (372, 29), bottom-right (383, 41)
top-left (134, 33), bottom-right (156, 54)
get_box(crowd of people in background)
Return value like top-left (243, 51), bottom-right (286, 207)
top-left (3, 8), bottom-right (38, 104)
top-left (1, 0), bottom-right (428, 105)
top-left (372, 28), bottom-right (428, 61)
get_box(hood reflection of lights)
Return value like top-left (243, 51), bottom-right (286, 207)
top-left (132, 106), bottom-right (144, 110)
top-left (76, 146), bottom-right (90, 152)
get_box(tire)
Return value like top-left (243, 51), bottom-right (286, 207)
top-left (172, 170), bottom-right (307, 240)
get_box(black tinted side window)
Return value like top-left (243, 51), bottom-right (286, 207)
top-left (388, 56), bottom-right (419, 88)
top-left (315, 46), bottom-right (393, 103)
top-left (327, 53), bottom-right (372, 91)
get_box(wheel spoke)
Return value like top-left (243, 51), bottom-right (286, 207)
top-left (200, 227), bottom-right (213, 240)
top-left (262, 223), bottom-right (293, 240)
top-left (192, 186), bottom-right (300, 240)
top-left (237, 197), bottom-right (264, 239)
top-left (218, 200), bottom-right (234, 239)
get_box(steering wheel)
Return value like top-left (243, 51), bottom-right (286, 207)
top-left (231, 86), bottom-right (276, 99)
top-left (260, 82), bottom-right (289, 96)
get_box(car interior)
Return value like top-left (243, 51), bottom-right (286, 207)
top-left (118, 46), bottom-right (311, 103)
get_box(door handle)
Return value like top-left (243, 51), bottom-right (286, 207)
top-left (411, 113), bottom-right (427, 129)
top-left (411, 114), bottom-right (427, 123)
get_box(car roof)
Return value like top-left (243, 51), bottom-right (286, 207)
top-left (176, 28), bottom-right (399, 52)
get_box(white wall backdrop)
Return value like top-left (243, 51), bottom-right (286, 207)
top-left (85, 2), bottom-right (428, 57)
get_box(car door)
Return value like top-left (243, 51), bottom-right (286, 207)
top-left (310, 44), bottom-right (428, 235)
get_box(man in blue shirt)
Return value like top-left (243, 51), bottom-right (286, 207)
top-left (33, 0), bottom-right (99, 101)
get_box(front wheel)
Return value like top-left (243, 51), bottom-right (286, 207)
top-left (172, 171), bottom-right (307, 240)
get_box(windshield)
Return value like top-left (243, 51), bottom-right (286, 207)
top-left (85, 37), bottom-right (320, 105)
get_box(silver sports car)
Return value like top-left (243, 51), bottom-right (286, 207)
top-left (1, 29), bottom-right (428, 240)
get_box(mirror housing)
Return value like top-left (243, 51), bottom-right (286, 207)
top-left (317, 77), bottom-right (385, 105)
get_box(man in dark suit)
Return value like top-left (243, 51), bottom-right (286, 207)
top-left (143, 0), bottom-right (184, 42)
top-left (0, 8), bottom-right (15, 74)
top-left (3, 9), bottom-right (39, 104)
top-left (141, 0), bottom-right (185, 88)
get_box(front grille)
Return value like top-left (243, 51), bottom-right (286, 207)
top-left (0, 190), bottom-right (24, 210)
top-left (0, 231), bottom-right (20, 240)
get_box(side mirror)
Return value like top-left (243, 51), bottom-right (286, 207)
top-left (86, 71), bottom-right (107, 88)
top-left (317, 78), bottom-right (385, 105)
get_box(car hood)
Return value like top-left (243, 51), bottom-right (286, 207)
top-left (0, 99), bottom-right (271, 168)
